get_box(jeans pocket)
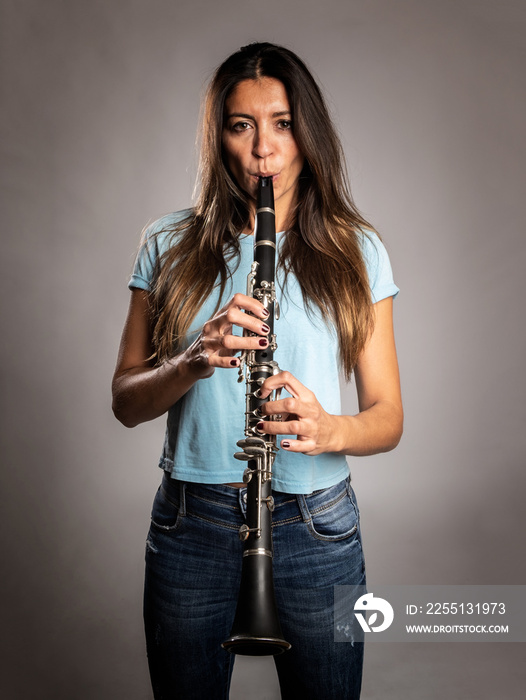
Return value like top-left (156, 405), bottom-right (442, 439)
top-left (150, 484), bottom-right (183, 533)
top-left (304, 487), bottom-right (359, 542)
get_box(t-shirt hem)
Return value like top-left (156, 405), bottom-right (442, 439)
top-left (128, 274), bottom-right (150, 291)
top-left (372, 282), bottom-right (400, 304)
top-left (159, 457), bottom-right (350, 495)
top-left (271, 465), bottom-right (351, 494)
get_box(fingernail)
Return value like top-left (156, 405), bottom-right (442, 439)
top-left (230, 359), bottom-right (238, 367)
top-left (261, 308), bottom-right (269, 317)
top-left (259, 338), bottom-right (268, 347)
top-left (256, 422), bottom-right (265, 432)
top-left (282, 441), bottom-right (290, 448)
top-left (261, 324), bottom-right (270, 334)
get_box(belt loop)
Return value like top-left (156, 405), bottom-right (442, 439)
top-left (238, 487), bottom-right (248, 516)
top-left (179, 481), bottom-right (187, 516)
top-left (295, 494), bottom-right (311, 524)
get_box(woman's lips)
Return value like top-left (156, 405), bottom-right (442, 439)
top-left (251, 172), bottom-right (279, 182)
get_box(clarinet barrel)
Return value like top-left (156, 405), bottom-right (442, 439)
top-left (222, 177), bottom-right (291, 656)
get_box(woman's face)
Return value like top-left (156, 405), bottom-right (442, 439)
top-left (222, 77), bottom-right (305, 228)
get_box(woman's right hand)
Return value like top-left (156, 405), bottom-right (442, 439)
top-left (112, 290), bottom-right (270, 427)
top-left (185, 292), bottom-right (271, 378)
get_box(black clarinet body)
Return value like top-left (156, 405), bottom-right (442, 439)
top-left (222, 177), bottom-right (291, 656)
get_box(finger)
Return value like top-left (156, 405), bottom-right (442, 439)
top-left (207, 334), bottom-right (270, 353)
top-left (225, 292), bottom-right (270, 320)
top-left (207, 355), bottom-right (242, 370)
top-left (257, 371), bottom-right (309, 400)
top-left (256, 418), bottom-right (303, 437)
top-left (260, 396), bottom-right (300, 418)
top-left (280, 438), bottom-right (317, 454)
top-left (222, 306), bottom-right (271, 336)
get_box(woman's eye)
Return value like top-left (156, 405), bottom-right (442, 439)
top-left (277, 120), bottom-right (292, 130)
top-left (232, 121), bottom-right (251, 132)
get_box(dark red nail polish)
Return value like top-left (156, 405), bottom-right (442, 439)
top-left (230, 359), bottom-right (238, 367)
top-left (256, 422), bottom-right (265, 432)
top-left (261, 324), bottom-right (270, 334)
top-left (259, 338), bottom-right (268, 347)
top-left (261, 308), bottom-right (269, 317)
top-left (282, 441), bottom-right (290, 448)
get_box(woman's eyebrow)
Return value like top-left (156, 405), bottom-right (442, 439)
top-left (226, 110), bottom-right (291, 119)
top-left (226, 112), bottom-right (254, 120)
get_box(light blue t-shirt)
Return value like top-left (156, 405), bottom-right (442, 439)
top-left (129, 211), bottom-right (399, 494)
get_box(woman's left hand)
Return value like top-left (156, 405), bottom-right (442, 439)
top-left (256, 299), bottom-right (403, 457)
top-left (256, 371), bottom-right (336, 456)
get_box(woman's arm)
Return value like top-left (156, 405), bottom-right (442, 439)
top-left (257, 296), bottom-right (403, 456)
top-left (112, 289), bottom-right (271, 428)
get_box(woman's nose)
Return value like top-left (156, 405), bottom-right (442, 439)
top-left (252, 128), bottom-right (274, 159)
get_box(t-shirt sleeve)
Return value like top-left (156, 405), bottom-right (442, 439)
top-left (360, 230), bottom-right (400, 303)
top-left (128, 211), bottom-right (191, 291)
top-left (128, 226), bottom-right (158, 291)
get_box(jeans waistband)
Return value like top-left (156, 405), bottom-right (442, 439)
top-left (161, 472), bottom-right (352, 524)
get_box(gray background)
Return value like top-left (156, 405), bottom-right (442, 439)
top-left (1, 0), bottom-right (525, 698)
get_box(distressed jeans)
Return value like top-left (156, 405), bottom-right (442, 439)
top-left (144, 474), bottom-right (366, 699)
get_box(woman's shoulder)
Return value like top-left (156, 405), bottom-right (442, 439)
top-left (141, 208), bottom-right (194, 249)
top-left (356, 226), bottom-right (381, 252)
top-left (357, 228), bottom-right (400, 302)
top-left (129, 209), bottom-right (193, 291)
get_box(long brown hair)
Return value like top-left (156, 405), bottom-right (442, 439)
top-left (150, 42), bottom-right (375, 379)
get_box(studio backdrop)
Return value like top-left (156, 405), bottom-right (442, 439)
top-left (1, 1), bottom-right (525, 698)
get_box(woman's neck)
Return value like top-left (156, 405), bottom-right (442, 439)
top-left (244, 197), bottom-right (295, 235)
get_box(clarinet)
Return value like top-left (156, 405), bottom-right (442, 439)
top-left (222, 177), bottom-right (291, 656)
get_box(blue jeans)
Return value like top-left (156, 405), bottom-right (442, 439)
top-left (144, 474), bottom-right (366, 699)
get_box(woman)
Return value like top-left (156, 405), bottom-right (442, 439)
top-left (113, 42), bottom-right (402, 700)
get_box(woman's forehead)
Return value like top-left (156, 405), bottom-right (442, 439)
top-left (225, 77), bottom-right (290, 116)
